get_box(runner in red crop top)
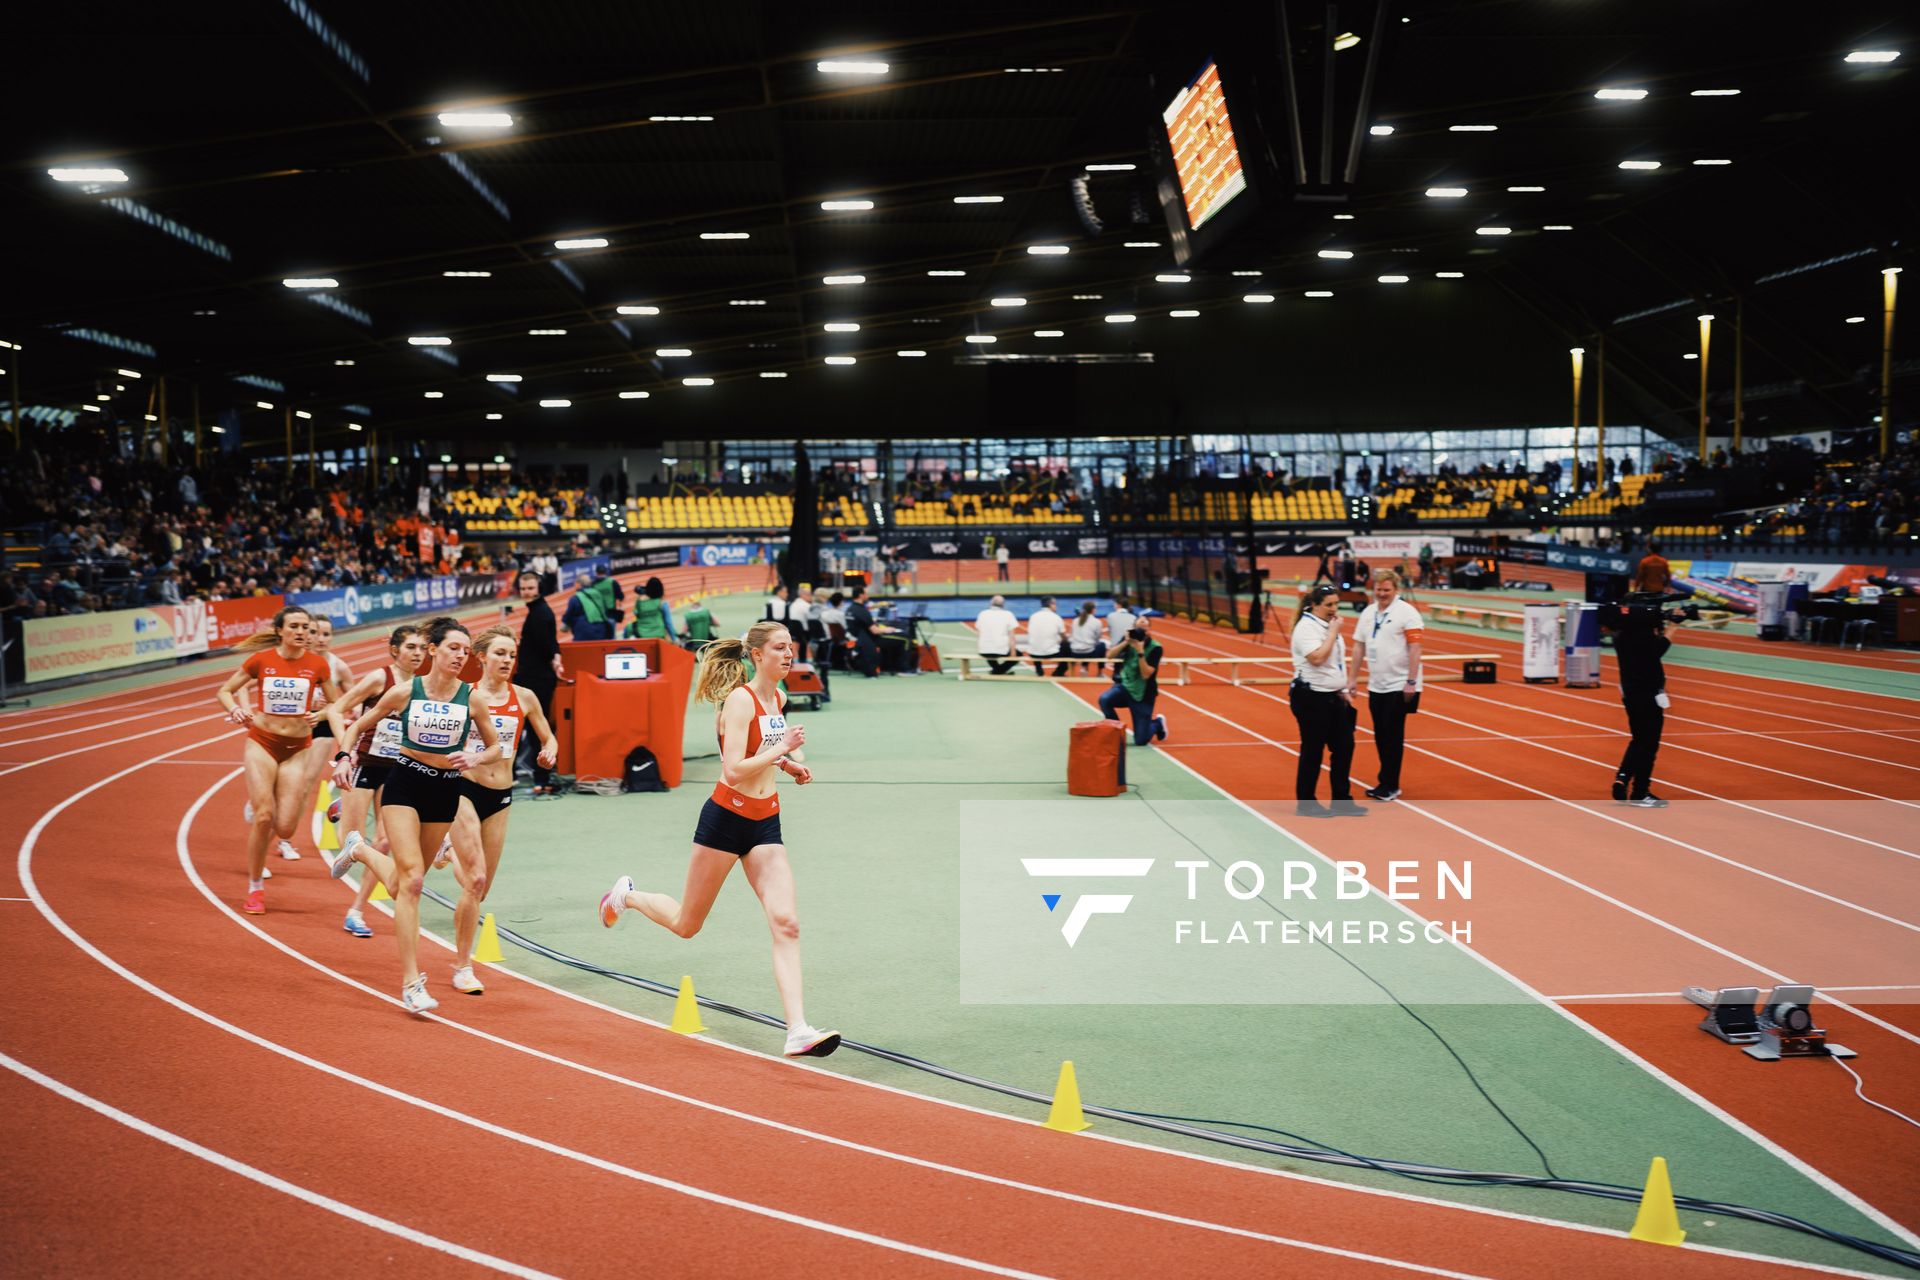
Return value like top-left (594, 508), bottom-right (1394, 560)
top-left (598, 619), bottom-right (841, 1058)
top-left (215, 605), bottom-right (348, 916)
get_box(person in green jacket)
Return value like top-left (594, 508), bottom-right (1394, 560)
top-left (621, 576), bottom-right (675, 640)
top-left (680, 597), bottom-right (717, 651)
top-left (563, 569), bottom-right (623, 641)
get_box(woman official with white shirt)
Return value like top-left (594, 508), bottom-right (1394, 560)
top-left (1289, 584), bottom-right (1365, 816)
top-left (1348, 570), bottom-right (1423, 802)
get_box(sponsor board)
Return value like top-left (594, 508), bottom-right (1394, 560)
top-left (24, 606), bottom-right (199, 682)
top-left (458, 572), bottom-right (516, 602)
top-left (1542, 545), bottom-right (1636, 576)
top-left (1503, 579), bottom-right (1554, 592)
top-left (170, 599), bottom-right (211, 656)
top-left (682, 543), bottom-right (768, 567)
top-left (413, 576), bottom-right (458, 612)
top-left (608, 547), bottom-right (684, 573)
top-left (210, 596), bottom-right (288, 649)
top-left (557, 556), bottom-right (609, 589)
top-left (1349, 535), bottom-right (1453, 561)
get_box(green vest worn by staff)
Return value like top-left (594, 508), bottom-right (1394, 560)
top-left (578, 576), bottom-right (619, 625)
top-left (624, 597), bottom-right (671, 639)
top-left (682, 603), bottom-right (714, 642)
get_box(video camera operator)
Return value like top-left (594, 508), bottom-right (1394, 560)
top-left (1605, 595), bottom-right (1684, 809)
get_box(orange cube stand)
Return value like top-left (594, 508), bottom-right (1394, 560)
top-left (1067, 720), bottom-right (1127, 797)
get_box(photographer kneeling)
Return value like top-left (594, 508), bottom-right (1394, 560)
top-left (1100, 619), bottom-right (1168, 746)
top-left (1606, 597), bottom-right (1676, 809)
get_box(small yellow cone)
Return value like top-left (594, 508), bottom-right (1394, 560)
top-left (473, 912), bottom-right (504, 963)
top-left (1628, 1157), bottom-right (1687, 1246)
top-left (1043, 1060), bottom-right (1091, 1133)
top-left (669, 975), bottom-right (705, 1035)
top-left (370, 878), bottom-right (392, 902)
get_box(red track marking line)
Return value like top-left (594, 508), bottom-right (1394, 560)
top-left (0, 1048), bottom-right (561, 1279)
top-left (1154, 620), bottom-right (1920, 861)
top-left (175, 772), bottom-right (1594, 1280)
top-left (20, 768), bottom-right (1054, 1280)
top-left (1051, 679), bottom-right (1920, 1252)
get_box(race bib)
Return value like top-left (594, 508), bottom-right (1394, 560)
top-left (757, 712), bottom-right (787, 752)
top-left (261, 676), bottom-right (311, 717)
top-left (407, 700), bottom-right (464, 750)
top-left (465, 714), bottom-right (517, 755)
top-left (371, 716), bottom-right (403, 759)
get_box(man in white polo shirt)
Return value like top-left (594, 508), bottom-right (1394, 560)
top-left (1347, 569), bottom-right (1423, 801)
top-left (1025, 596), bottom-right (1067, 677)
top-left (975, 594), bottom-right (1020, 675)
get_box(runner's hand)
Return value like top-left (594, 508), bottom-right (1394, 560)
top-left (537, 741), bottom-right (558, 768)
top-left (787, 763), bottom-right (812, 785)
top-left (331, 755), bottom-right (356, 787)
top-left (228, 704), bottom-right (256, 726)
top-left (782, 723), bottom-right (807, 752)
top-left (446, 749), bottom-right (483, 770)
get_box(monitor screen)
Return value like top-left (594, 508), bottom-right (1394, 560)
top-left (1161, 61), bottom-right (1248, 231)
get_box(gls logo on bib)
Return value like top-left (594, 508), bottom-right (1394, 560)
top-left (757, 713), bottom-right (787, 751)
top-left (261, 677), bottom-right (311, 716)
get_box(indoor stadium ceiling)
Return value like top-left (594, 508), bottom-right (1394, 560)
top-left (2, 0), bottom-right (1914, 449)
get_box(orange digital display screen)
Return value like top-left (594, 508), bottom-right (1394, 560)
top-left (1162, 61), bottom-right (1247, 231)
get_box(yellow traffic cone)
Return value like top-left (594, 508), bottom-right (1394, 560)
top-left (669, 975), bottom-right (705, 1035)
top-left (474, 912), bottom-right (504, 963)
top-left (370, 878), bottom-right (391, 902)
top-left (1043, 1060), bottom-right (1091, 1133)
top-left (1628, 1157), bottom-right (1687, 1246)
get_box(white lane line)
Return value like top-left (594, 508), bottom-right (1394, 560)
top-left (19, 751), bottom-right (1043, 1279)
top-left (0, 713), bottom-right (235, 778)
top-left (176, 771), bottom-right (1504, 1280)
top-left (0, 697), bottom-right (221, 750)
top-left (1047, 679), bottom-right (1920, 1253)
top-left (1553, 985), bottom-right (1920, 1001)
top-left (0, 1049), bottom-right (560, 1279)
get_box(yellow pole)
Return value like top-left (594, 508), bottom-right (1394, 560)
top-left (1569, 347), bottom-right (1585, 492)
top-left (1884, 268), bottom-right (1902, 457)
top-left (1596, 334), bottom-right (1606, 487)
top-left (1732, 301), bottom-right (1744, 456)
top-left (1696, 314), bottom-right (1714, 460)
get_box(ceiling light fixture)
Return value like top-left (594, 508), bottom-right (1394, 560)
top-left (824, 322), bottom-right (861, 332)
top-left (616, 305), bottom-right (659, 315)
top-left (1124, 240), bottom-right (1162, 248)
top-left (656, 348), bottom-right (692, 357)
top-left (953, 195), bottom-right (1004, 204)
top-left (349, 422), bottom-right (366, 430)
top-left (407, 336), bottom-right (451, 345)
top-left (1231, 270), bottom-right (1264, 277)
top-left (1449, 124), bottom-right (1498, 132)
top-left (699, 231), bottom-right (751, 239)
top-left (820, 200), bottom-right (875, 211)
top-left (648, 115), bottom-right (714, 122)
top-left (1156, 274), bottom-right (1191, 283)
top-left (729, 299), bottom-right (766, 306)
top-left (554, 237), bottom-right (608, 250)
top-left (825, 356), bottom-right (857, 365)
top-left (538, 398), bottom-right (571, 407)
top-left (619, 390), bottom-right (651, 398)
top-left (423, 392), bottom-right (444, 399)
top-left (1378, 274), bottom-right (1410, 283)
top-left (897, 350), bottom-right (927, 357)
top-left (1243, 294), bottom-right (1276, 303)
top-left (486, 373), bottom-right (521, 382)
top-left (1618, 159), bottom-right (1661, 170)
top-left (1693, 158), bottom-right (1733, 166)
top-left (1846, 316), bottom-right (1867, 324)
top-left (928, 269), bottom-right (967, 276)
top-left (282, 277), bottom-right (340, 289)
top-left (1004, 67), bottom-right (1065, 73)
top-left (817, 60), bottom-right (889, 74)
top-left (1034, 329), bottom-right (1065, 337)
top-left (1594, 88), bottom-right (1649, 100)
top-left (1436, 272), bottom-right (1465, 279)
top-left (1691, 88), bottom-right (1741, 96)
top-left (333, 359), bottom-right (355, 366)
top-left (683, 377), bottom-right (714, 386)
top-left (294, 410), bottom-right (312, 420)
top-left (1318, 249), bottom-right (1354, 259)
top-left (990, 297), bottom-right (1027, 307)
top-left (964, 335), bottom-right (997, 344)
top-left (443, 270), bottom-right (492, 277)
top-left (1369, 124), bottom-right (1394, 136)
top-left (117, 368), bottom-right (141, 378)
top-left (1333, 31), bottom-right (1361, 50)
top-left (1844, 51), bottom-right (1900, 64)
top-left (1027, 245), bottom-right (1070, 255)
top-left (758, 371), bottom-right (788, 379)
top-left (438, 111), bottom-right (514, 127)
top-left (1475, 226), bottom-right (1512, 236)
top-left (528, 328), bottom-right (567, 335)
top-left (1085, 164), bottom-right (1137, 172)
top-left (1543, 224), bottom-right (1573, 230)
top-left (484, 414), bottom-right (501, 421)
top-left (48, 166), bottom-right (130, 183)
top-left (1507, 185), bottom-right (1545, 193)
top-left (1333, 213), bottom-right (1355, 220)
top-left (1425, 187), bottom-right (1469, 198)
top-left (1072, 293), bottom-right (1104, 300)
top-left (1169, 310), bottom-right (1199, 318)
top-left (1104, 313), bottom-right (1137, 323)
top-left (822, 274), bottom-right (866, 285)
top-left (255, 401), bottom-right (275, 410)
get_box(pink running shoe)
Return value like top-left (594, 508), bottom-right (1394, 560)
top-left (599, 875), bottom-right (634, 928)
top-left (243, 888), bottom-right (266, 915)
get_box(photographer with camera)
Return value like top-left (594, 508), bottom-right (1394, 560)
top-left (1099, 618), bottom-right (1168, 746)
top-left (1606, 597), bottom-right (1677, 809)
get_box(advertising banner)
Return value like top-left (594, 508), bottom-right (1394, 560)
top-left (557, 556), bottom-right (609, 588)
top-left (170, 599), bottom-right (211, 657)
top-left (413, 576), bottom-right (459, 612)
top-left (1563, 602), bottom-right (1602, 687)
top-left (209, 596), bottom-right (287, 650)
top-left (1543, 545), bottom-right (1637, 576)
top-left (457, 572), bottom-right (515, 603)
top-left (681, 543), bottom-right (769, 567)
top-left (1522, 604), bottom-right (1561, 683)
top-left (1349, 535), bottom-right (1454, 561)
top-left (24, 606), bottom-right (196, 683)
top-left (608, 547), bottom-right (684, 573)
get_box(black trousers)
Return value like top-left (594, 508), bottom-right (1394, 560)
top-left (984, 653), bottom-right (1017, 675)
top-left (1030, 649), bottom-right (1068, 677)
top-left (1290, 685), bottom-right (1356, 801)
top-left (1368, 690), bottom-right (1409, 791)
top-left (517, 673), bottom-right (557, 787)
top-left (1617, 694), bottom-right (1665, 797)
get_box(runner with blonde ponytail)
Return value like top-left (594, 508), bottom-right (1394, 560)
top-left (598, 619), bottom-right (841, 1057)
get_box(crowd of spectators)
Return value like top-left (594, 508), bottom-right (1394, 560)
top-left (0, 428), bottom-right (539, 628)
top-left (893, 465), bottom-right (1085, 520)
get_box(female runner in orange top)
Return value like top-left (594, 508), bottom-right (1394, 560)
top-left (599, 619), bottom-right (839, 1057)
top-left (216, 606), bottom-right (347, 915)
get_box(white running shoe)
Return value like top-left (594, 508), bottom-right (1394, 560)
top-left (277, 839), bottom-right (301, 861)
top-left (599, 875), bottom-right (635, 928)
top-left (262, 866), bottom-right (273, 879)
top-left (327, 831), bottom-right (360, 880)
top-left (243, 800), bottom-right (254, 823)
top-left (401, 976), bottom-right (438, 1015)
top-left (783, 1024), bottom-right (843, 1058)
top-left (451, 965), bottom-right (485, 995)
top-left (432, 834), bottom-right (453, 870)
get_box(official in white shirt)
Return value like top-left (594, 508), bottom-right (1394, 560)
top-left (1025, 596), bottom-right (1068, 677)
top-left (974, 595), bottom-right (1020, 676)
top-left (1104, 598), bottom-right (1137, 649)
top-left (1347, 570), bottom-right (1423, 801)
top-left (1289, 584), bottom-right (1364, 816)
top-left (763, 583), bottom-right (790, 622)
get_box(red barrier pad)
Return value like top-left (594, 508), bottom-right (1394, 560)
top-left (1067, 720), bottom-right (1127, 797)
